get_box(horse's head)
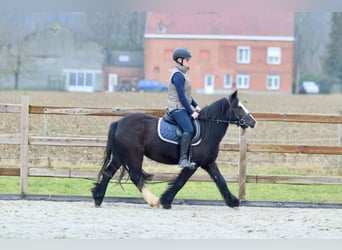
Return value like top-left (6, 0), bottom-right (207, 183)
top-left (227, 90), bottom-right (257, 129)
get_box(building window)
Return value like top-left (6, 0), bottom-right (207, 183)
top-left (77, 72), bottom-right (84, 86)
top-left (224, 74), bottom-right (232, 88)
top-left (237, 46), bottom-right (250, 64)
top-left (69, 72), bottom-right (76, 86)
top-left (267, 74), bottom-right (280, 90)
top-left (153, 66), bottom-right (160, 73)
top-left (267, 47), bottom-right (281, 65)
top-left (157, 21), bottom-right (166, 33)
top-left (200, 50), bottom-right (210, 60)
top-left (63, 69), bottom-right (98, 92)
top-left (118, 55), bottom-right (130, 62)
top-left (164, 49), bottom-right (173, 59)
top-left (204, 74), bottom-right (215, 94)
top-left (85, 73), bottom-right (92, 86)
top-left (237, 73), bottom-right (249, 89)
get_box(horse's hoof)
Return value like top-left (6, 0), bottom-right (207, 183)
top-left (149, 200), bottom-right (160, 209)
top-left (228, 199), bottom-right (240, 208)
top-left (160, 196), bottom-right (172, 209)
top-left (162, 204), bottom-right (172, 209)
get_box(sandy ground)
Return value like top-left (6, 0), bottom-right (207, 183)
top-left (0, 200), bottom-right (341, 239)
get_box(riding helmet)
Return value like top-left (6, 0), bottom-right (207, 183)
top-left (173, 48), bottom-right (192, 62)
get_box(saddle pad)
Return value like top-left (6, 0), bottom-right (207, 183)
top-left (157, 118), bottom-right (201, 146)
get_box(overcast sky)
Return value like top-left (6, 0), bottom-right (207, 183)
top-left (2, 0), bottom-right (342, 12)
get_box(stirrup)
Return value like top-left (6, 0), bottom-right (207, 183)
top-left (179, 159), bottom-right (196, 170)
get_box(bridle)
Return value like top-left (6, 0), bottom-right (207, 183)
top-left (197, 97), bottom-right (252, 127)
top-left (232, 112), bottom-right (250, 127)
top-left (198, 111), bottom-right (250, 127)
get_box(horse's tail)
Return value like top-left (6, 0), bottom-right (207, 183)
top-left (97, 121), bottom-right (118, 180)
top-left (97, 120), bottom-right (153, 184)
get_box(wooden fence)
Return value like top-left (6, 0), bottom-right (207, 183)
top-left (1, 95), bottom-right (342, 200)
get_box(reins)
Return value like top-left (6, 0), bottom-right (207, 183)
top-left (198, 112), bottom-right (250, 127)
top-left (196, 96), bottom-right (251, 127)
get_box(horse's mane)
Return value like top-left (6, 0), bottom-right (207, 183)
top-left (198, 97), bottom-right (231, 141)
top-left (199, 97), bottom-right (229, 121)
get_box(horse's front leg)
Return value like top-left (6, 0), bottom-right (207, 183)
top-left (160, 167), bottom-right (197, 209)
top-left (202, 162), bottom-right (240, 208)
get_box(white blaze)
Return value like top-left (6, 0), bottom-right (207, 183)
top-left (238, 101), bottom-right (256, 125)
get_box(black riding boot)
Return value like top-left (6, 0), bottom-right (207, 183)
top-left (178, 133), bottom-right (195, 169)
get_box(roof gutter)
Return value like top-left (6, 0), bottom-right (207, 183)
top-left (144, 33), bottom-right (294, 42)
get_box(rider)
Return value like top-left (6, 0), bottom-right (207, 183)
top-left (167, 48), bottom-right (201, 169)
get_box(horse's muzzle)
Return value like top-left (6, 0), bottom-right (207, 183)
top-left (247, 114), bottom-right (257, 128)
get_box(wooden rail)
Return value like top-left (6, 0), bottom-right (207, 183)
top-left (1, 96), bottom-right (342, 199)
top-left (1, 135), bottom-right (342, 155)
top-left (1, 168), bottom-right (341, 185)
top-left (3, 102), bottom-right (342, 123)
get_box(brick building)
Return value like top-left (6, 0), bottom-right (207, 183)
top-left (103, 51), bottom-right (144, 92)
top-left (144, 12), bottom-right (294, 94)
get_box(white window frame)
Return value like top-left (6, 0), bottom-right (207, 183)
top-left (204, 74), bottom-right (215, 94)
top-left (267, 47), bottom-right (281, 65)
top-left (224, 74), bottom-right (232, 88)
top-left (267, 73), bottom-right (280, 90)
top-left (237, 46), bottom-right (250, 64)
top-left (63, 69), bottom-right (100, 92)
top-left (236, 73), bottom-right (250, 89)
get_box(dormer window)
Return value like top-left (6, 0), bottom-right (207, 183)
top-left (118, 55), bottom-right (129, 62)
top-left (157, 21), bottom-right (166, 33)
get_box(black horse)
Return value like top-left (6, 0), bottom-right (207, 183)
top-left (92, 90), bottom-right (256, 209)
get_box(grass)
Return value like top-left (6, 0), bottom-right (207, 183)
top-left (0, 176), bottom-right (341, 203)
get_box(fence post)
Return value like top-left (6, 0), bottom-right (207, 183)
top-left (339, 111), bottom-right (342, 175)
top-left (238, 128), bottom-right (247, 200)
top-left (20, 95), bottom-right (29, 196)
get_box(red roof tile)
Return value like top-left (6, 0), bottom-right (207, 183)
top-left (146, 12), bottom-right (293, 38)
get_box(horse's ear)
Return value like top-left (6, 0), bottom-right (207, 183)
top-left (228, 90), bottom-right (238, 105)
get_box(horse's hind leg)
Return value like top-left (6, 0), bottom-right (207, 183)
top-left (160, 167), bottom-right (197, 209)
top-left (202, 162), bottom-right (240, 208)
top-left (129, 168), bottom-right (160, 208)
top-left (92, 161), bottom-right (120, 207)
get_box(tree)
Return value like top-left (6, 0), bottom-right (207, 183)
top-left (0, 12), bottom-right (147, 90)
top-left (76, 12), bottom-right (146, 51)
top-left (0, 17), bottom-right (27, 89)
top-left (0, 13), bottom-right (60, 89)
top-left (294, 12), bottom-right (331, 94)
top-left (127, 12), bottom-right (146, 50)
top-left (324, 13), bottom-right (342, 83)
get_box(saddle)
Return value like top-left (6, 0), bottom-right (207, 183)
top-left (157, 109), bottom-right (201, 145)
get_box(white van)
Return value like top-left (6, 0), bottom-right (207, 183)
top-left (299, 81), bottom-right (320, 94)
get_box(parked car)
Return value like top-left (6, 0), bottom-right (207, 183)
top-left (135, 80), bottom-right (168, 92)
top-left (114, 80), bottom-right (137, 92)
top-left (299, 81), bottom-right (320, 94)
